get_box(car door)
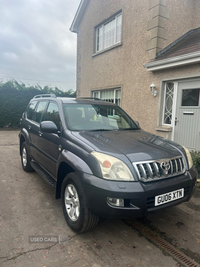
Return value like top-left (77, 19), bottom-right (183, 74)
top-left (37, 101), bottom-right (61, 177)
top-left (30, 100), bottom-right (49, 161)
top-left (25, 100), bottom-right (38, 159)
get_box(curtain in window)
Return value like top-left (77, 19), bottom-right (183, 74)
top-left (116, 14), bottom-right (122, 43)
top-left (93, 91), bottom-right (100, 98)
top-left (104, 19), bottom-right (115, 49)
top-left (96, 13), bottom-right (122, 52)
top-left (92, 89), bottom-right (121, 106)
top-left (97, 27), bottom-right (103, 52)
top-left (101, 90), bottom-right (114, 103)
top-left (115, 90), bottom-right (121, 106)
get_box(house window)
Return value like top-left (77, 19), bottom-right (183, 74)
top-left (93, 91), bottom-right (100, 99)
top-left (181, 89), bottom-right (200, 106)
top-left (92, 89), bottom-right (121, 106)
top-left (163, 82), bottom-right (175, 125)
top-left (95, 13), bottom-right (122, 53)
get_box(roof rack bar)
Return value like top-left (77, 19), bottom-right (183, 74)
top-left (33, 94), bottom-right (56, 99)
top-left (77, 97), bottom-right (102, 100)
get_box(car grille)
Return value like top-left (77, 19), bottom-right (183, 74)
top-left (133, 156), bottom-right (186, 182)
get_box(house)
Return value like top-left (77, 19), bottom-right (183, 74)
top-left (70, 0), bottom-right (200, 151)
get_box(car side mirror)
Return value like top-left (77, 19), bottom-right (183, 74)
top-left (40, 121), bottom-right (58, 134)
top-left (135, 121), bottom-right (140, 128)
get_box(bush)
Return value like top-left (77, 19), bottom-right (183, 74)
top-left (190, 150), bottom-right (200, 170)
top-left (0, 80), bottom-right (76, 128)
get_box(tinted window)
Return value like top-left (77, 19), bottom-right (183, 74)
top-left (63, 103), bottom-right (138, 131)
top-left (27, 101), bottom-right (38, 120)
top-left (182, 89), bottom-right (200, 106)
top-left (45, 102), bottom-right (60, 129)
top-left (33, 101), bottom-right (48, 123)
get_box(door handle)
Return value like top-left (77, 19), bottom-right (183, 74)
top-left (38, 131), bottom-right (43, 137)
top-left (175, 117), bottom-right (178, 126)
top-left (28, 125), bottom-right (31, 130)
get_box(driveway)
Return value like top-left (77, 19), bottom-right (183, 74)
top-left (0, 130), bottom-right (199, 267)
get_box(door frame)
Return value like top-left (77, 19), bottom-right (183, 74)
top-left (171, 81), bottom-right (178, 142)
top-left (160, 76), bottom-right (200, 142)
top-left (161, 81), bottom-right (178, 141)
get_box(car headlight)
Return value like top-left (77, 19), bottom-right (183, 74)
top-left (182, 146), bottom-right (193, 169)
top-left (91, 151), bottom-right (135, 181)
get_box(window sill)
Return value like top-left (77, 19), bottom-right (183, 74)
top-left (92, 42), bottom-right (122, 57)
top-left (155, 126), bottom-right (172, 132)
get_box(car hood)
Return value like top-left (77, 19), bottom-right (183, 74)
top-left (72, 130), bottom-right (183, 162)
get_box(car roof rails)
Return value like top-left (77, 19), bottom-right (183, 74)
top-left (33, 94), bottom-right (57, 98)
top-left (77, 97), bottom-right (102, 101)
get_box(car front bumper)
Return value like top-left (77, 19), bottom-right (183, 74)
top-left (80, 166), bottom-right (197, 218)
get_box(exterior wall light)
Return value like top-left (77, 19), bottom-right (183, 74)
top-left (150, 83), bottom-right (157, 97)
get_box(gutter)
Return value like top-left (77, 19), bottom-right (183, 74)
top-left (144, 51), bottom-right (200, 71)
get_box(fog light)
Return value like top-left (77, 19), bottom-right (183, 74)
top-left (107, 197), bottom-right (124, 207)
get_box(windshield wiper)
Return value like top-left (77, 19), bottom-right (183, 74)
top-left (119, 127), bottom-right (139, 131)
top-left (88, 129), bottom-right (112, 132)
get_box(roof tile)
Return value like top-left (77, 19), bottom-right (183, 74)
top-left (155, 27), bottom-right (200, 61)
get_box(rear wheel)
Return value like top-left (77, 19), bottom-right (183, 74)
top-left (21, 142), bottom-right (33, 172)
top-left (61, 172), bottom-right (99, 233)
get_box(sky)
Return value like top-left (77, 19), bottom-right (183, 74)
top-left (0, 0), bottom-right (81, 92)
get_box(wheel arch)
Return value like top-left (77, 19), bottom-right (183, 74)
top-left (55, 150), bottom-right (93, 199)
top-left (55, 162), bottom-right (76, 199)
top-left (19, 129), bottom-right (30, 155)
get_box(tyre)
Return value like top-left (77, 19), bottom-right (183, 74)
top-left (21, 142), bottom-right (34, 172)
top-left (61, 172), bottom-right (99, 233)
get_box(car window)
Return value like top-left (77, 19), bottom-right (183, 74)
top-left (33, 101), bottom-right (48, 124)
top-left (63, 103), bottom-right (138, 131)
top-left (44, 102), bottom-right (61, 130)
top-left (26, 101), bottom-right (38, 120)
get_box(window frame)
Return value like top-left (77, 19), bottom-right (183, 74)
top-left (181, 88), bottom-right (200, 107)
top-left (44, 101), bottom-right (61, 130)
top-left (92, 88), bottom-right (121, 106)
top-left (162, 82), bottom-right (177, 127)
top-left (32, 101), bottom-right (49, 124)
top-left (26, 100), bottom-right (38, 121)
top-left (94, 11), bottom-right (122, 54)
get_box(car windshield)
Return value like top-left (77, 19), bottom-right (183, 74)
top-left (63, 103), bottom-right (138, 131)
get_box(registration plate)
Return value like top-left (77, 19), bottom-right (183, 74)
top-left (155, 188), bottom-right (184, 206)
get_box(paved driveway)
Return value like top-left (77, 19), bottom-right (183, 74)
top-left (0, 130), bottom-right (199, 267)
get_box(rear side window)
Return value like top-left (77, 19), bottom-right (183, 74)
top-left (33, 101), bottom-right (48, 123)
top-left (27, 101), bottom-right (38, 120)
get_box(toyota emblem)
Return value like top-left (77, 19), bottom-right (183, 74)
top-left (160, 161), bottom-right (170, 175)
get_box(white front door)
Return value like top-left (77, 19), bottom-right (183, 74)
top-left (173, 79), bottom-right (200, 150)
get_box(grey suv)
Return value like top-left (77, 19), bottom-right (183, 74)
top-left (19, 94), bottom-right (197, 233)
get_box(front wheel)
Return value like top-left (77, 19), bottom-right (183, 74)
top-left (61, 173), bottom-right (99, 233)
top-left (21, 142), bottom-right (33, 172)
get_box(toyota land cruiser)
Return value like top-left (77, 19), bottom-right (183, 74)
top-left (19, 94), bottom-right (197, 233)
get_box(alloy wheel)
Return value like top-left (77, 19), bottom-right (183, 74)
top-left (65, 184), bottom-right (80, 221)
top-left (22, 147), bottom-right (27, 167)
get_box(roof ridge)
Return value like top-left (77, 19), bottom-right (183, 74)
top-left (156, 27), bottom-right (200, 58)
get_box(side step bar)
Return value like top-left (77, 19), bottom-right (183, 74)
top-left (31, 161), bottom-right (56, 187)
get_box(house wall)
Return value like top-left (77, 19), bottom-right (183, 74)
top-left (76, 0), bottom-right (200, 138)
top-left (163, 0), bottom-right (199, 48)
top-left (194, 0), bottom-right (200, 27)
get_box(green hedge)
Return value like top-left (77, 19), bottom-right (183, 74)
top-left (190, 150), bottom-right (200, 170)
top-left (0, 80), bottom-right (76, 128)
